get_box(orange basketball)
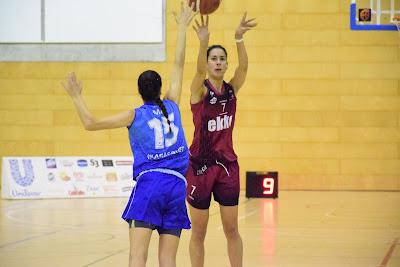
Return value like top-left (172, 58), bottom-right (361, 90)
top-left (359, 9), bottom-right (371, 22)
top-left (189, 0), bottom-right (221, 15)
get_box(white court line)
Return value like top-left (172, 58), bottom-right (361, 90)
top-left (5, 208), bottom-right (79, 230)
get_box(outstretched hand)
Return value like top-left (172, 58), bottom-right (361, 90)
top-left (235, 12), bottom-right (257, 39)
top-left (193, 15), bottom-right (209, 42)
top-left (173, 0), bottom-right (198, 27)
top-left (61, 72), bottom-right (82, 97)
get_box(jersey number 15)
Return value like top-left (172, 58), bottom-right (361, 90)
top-left (147, 113), bottom-right (179, 149)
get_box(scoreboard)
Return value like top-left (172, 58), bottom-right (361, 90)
top-left (246, 171), bottom-right (278, 198)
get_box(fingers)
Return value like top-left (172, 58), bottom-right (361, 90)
top-left (196, 0), bottom-right (200, 13)
top-left (191, 10), bottom-right (198, 20)
top-left (188, 0), bottom-right (195, 11)
top-left (199, 15), bottom-right (208, 26)
top-left (242, 12), bottom-right (247, 22)
top-left (240, 15), bottom-right (257, 29)
top-left (70, 72), bottom-right (77, 83)
top-left (172, 11), bottom-right (179, 24)
top-left (195, 19), bottom-right (201, 28)
top-left (247, 22), bottom-right (257, 27)
top-left (245, 18), bottom-right (257, 24)
top-left (244, 21), bottom-right (257, 28)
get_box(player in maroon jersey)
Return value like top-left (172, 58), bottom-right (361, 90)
top-left (186, 13), bottom-right (257, 267)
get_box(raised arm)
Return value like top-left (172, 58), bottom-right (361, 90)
top-left (164, 0), bottom-right (197, 104)
top-left (229, 12), bottom-right (257, 94)
top-left (190, 15), bottom-right (209, 104)
top-left (62, 72), bottom-right (134, 131)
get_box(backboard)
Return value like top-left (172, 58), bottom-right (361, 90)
top-left (350, 0), bottom-right (400, 30)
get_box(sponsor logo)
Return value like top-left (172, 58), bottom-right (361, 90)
top-left (86, 185), bottom-right (101, 194)
top-left (61, 160), bottom-right (74, 167)
top-left (11, 189), bottom-right (41, 198)
top-left (121, 186), bottom-right (134, 192)
top-left (73, 172), bottom-right (85, 182)
top-left (119, 172), bottom-right (133, 180)
top-left (196, 164), bottom-right (208, 176)
top-left (102, 160), bottom-right (114, 167)
top-left (103, 185), bottom-right (118, 193)
top-left (8, 159), bottom-right (35, 187)
top-left (89, 159), bottom-right (100, 167)
top-left (115, 160), bottom-right (133, 166)
top-left (68, 185), bottom-right (85, 196)
top-left (147, 146), bottom-right (185, 160)
top-left (229, 90), bottom-right (235, 99)
top-left (77, 159), bottom-right (88, 167)
top-left (210, 97), bottom-right (217, 104)
top-left (106, 172), bottom-right (118, 182)
top-left (60, 171), bottom-right (71, 181)
top-left (46, 158), bottom-right (57, 168)
top-left (48, 172), bottom-right (56, 182)
top-left (208, 115), bottom-right (233, 132)
top-left (87, 172), bottom-right (103, 179)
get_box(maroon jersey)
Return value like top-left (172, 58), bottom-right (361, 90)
top-left (189, 79), bottom-right (237, 164)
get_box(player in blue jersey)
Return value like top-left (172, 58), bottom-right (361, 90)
top-left (61, 1), bottom-right (197, 266)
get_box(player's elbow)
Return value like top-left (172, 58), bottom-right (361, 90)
top-left (84, 124), bottom-right (96, 131)
top-left (83, 120), bottom-right (98, 131)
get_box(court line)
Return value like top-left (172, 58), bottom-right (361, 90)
top-left (5, 208), bottom-right (79, 230)
top-left (1, 201), bottom-right (113, 249)
top-left (0, 230), bottom-right (63, 249)
top-left (81, 248), bottom-right (128, 267)
top-left (79, 199), bottom-right (255, 266)
top-left (378, 237), bottom-right (399, 267)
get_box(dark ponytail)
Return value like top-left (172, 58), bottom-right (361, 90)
top-left (155, 98), bottom-right (172, 133)
top-left (138, 70), bottom-right (171, 133)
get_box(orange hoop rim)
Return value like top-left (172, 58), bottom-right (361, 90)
top-left (393, 15), bottom-right (400, 31)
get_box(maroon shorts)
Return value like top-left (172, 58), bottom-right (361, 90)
top-left (186, 160), bottom-right (240, 209)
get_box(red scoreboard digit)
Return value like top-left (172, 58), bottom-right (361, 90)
top-left (246, 171), bottom-right (278, 198)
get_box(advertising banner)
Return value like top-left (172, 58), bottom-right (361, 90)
top-left (1, 156), bottom-right (135, 199)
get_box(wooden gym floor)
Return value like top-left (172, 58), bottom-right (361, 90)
top-left (0, 191), bottom-right (399, 267)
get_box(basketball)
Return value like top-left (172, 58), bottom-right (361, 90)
top-left (189, 0), bottom-right (221, 15)
top-left (359, 8), bottom-right (371, 22)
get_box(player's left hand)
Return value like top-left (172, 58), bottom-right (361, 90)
top-left (61, 72), bottom-right (83, 97)
top-left (235, 12), bottom-right (257, 39)
top-left (173, 0), bottom-right (198, 27)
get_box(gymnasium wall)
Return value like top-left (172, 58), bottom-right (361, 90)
top-left (0, 0), bottom-right (399, 191)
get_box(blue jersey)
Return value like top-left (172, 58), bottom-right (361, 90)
top-left (128, 99), bottom-right (189, 178)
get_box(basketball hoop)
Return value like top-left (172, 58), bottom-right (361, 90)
top-left (393, 15), bottom-right (400, 32)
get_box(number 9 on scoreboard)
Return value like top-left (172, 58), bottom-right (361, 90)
top-left (246, 171), bottom-right (278, 198)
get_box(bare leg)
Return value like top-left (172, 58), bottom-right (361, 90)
top-left (129, 227), bottom-right (152, 267)
top-left (158, 233), bottom-right (180, 267)
top-left (220, 205), bottom-right (243, 267)
top-left (188, 205), bottom-right (209, 267)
